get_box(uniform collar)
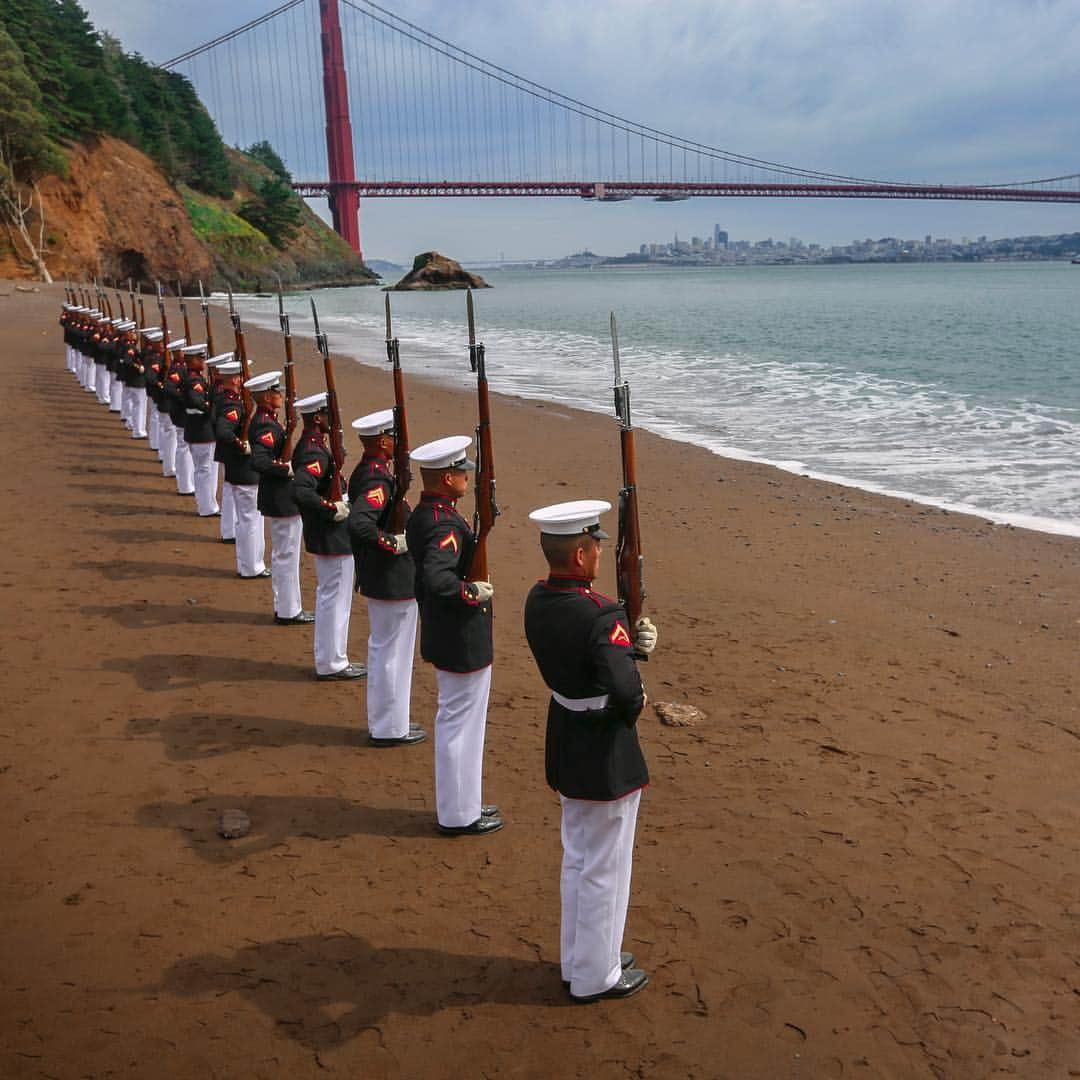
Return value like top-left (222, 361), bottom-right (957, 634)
top-left (420, 490), bottom-right (458, 508)
top-left (546, 574), bottom-right (595, 589)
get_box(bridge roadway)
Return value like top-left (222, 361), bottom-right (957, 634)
top-left (293, 180), bottom-right (1080, 203)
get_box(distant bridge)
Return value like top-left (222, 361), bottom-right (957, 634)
top-left (164, 0), bottom-right (1080, 257)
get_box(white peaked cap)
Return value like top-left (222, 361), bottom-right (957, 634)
top-left (88, 310), bottom-right (103, 317)
top-left (143, 331), bottom-right (164, 342)
top-left (206, 351), bottom-right (234, 367)
top-left (117, 321), bottom-right (137, 330)
top-left (295, 391), bottom-right (329, 414)
top-left (528, 499), bottom-right (612, 538)
top-left (216, 360), bottom-right (242, 375)
top-left (109, 317), bottom-right (126, 325)
top-left (166, 337), bottom-right (186, 350)
top-left (351, 409), bottom-right (396, 436)
top-left (410, 435), bottom-right (475, 471)
top-left (139, 326), bottom-right (162, 336)
top-left (181, 343), bottom-right (208, 355)
top-left (245, 370), bottom-right (282, 393)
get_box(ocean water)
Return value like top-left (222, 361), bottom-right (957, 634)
top-left (235, 261), bottom-right (1080, 537)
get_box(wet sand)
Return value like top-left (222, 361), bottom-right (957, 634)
top-left (2, 282), bottom-right (1079, 1078)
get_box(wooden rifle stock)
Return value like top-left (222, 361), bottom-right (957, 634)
top-left (277, 281), bottom-right (300, 461)
top-left (227, 286), bottom-right (256, 443)
top-left (155, 282), bottom-right (170, 388)
top-left (610, 313), bottom-right (647, 651)
top-left (465, 290), bottom-right (498, 581)
top-left (198, 280), bottom-right (216, 358)
top-left (384, 294), bottom-right (411, 532)
top-left (310, 299), bottom-right (345, 501)
top-left (177, 280), bottom-right (192, 344)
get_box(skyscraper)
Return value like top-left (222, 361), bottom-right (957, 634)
top-left (713, 225), bottom-right (728, 249)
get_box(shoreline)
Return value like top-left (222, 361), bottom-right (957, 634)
top-left (231, 292), bottom-right (1080, 541)
top-left (4, 281), bottom-right (1079, 1077)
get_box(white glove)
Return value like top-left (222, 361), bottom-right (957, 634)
top-left (238, 440), bottom-right (251, 456)
top-left (332, 500), bottom-right (349, 522)
top-left (392, 533), bottom-right (408, 555)
top-left (467, 580), bottom-right (494, 603)
top-left (634, 616), bottom-right (658, 655)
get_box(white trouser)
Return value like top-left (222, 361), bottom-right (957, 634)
top-left (189, 441), bottom-right (219, 515)
top-left (129, 387), bottom-right (148, 438)
top-left (231, 484), bottom-right (265, 577)
top-left (433, 665), bottom-right (492, 827)
top-left (560, 789), bottom-right (642, 999)
top-left (174, 428), bottom-right (194, 494)
top-left (147, 403), bottom-right (160, 449)
top-left (66, 345), bottom-right (76, 372)
top-left (365, 599), bottom-right (418, 739)
top-left (109, 375), bottom-right (123, 411)
top-left (159, 414), bottom-right (177, 474)
top-left (268, 516), bottom-right (303, 618)
top-left (220, 474), bottom-right (236, 540)
top-left (121, 383), bottom-right (133, 426)
top-left (95, 363), bottom-right (109, 404)
top-left (83, 354), bottom-right (96, 390)
top-left (313, 555), bottom-right (354, 675)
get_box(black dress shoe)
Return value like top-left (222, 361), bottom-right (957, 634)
top-left (274, 610), bottom-right (315, 625)
top-left (563, 952), bottom-right (635, 989)
top-left (481, 805), bottom-right (499, 818)
top-left (220, 537), bottom-right (236, 545)
top-left (316, 663), bottom-right (367, 681)
top-left (437, 815), bottom-right (504, 836)
top-left (238, 568), bottom-right (272, 579)
top-left (369, 726), bottom-right (427, 747)
top-left (569, 967), bottom-right (648, 1004)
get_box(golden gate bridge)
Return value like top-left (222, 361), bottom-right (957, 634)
top-left (162, 0), bottom-right (1080, 259)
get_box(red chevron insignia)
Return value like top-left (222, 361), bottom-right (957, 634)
top-left (305, 460), bottom-right (323, 477)
top-left (608, 622), bottom-right (632, 648)
top-left (438, 532), bottom-right (459, 553)
top-left (258, 431), bottom-right (275, 446)
top-left (226, 409), bottom-right (240, 422)
top-left (365, 487), bottom-right (386, 508)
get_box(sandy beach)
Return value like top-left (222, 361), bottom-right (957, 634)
top-left (2, 281), bottom-right (1078, 1078)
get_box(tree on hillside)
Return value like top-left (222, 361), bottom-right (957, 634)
top-left (238, 174), bottom-right (303, 248)
top-left (246, 140), bottom-right (291, 182)
top-left (0, 25), bottom-right (62, 281)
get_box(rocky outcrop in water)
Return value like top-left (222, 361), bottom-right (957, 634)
top-left (386, 251), bottom-right (490, 291)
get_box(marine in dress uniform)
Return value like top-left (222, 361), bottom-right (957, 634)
top-left (248, 371), bottom-right (311, 620)
top-left (405, 436), bottom-right (502, 835)
top-left (106, 318), bottom-right (125, 413)
top-left (213, 360), bottom-right (266, 578)
top-left (181, 344), bottom-right (220, 517)
top-left (347, 409), bottom-right (424, 746)
top-left (206, 353), bottom-right (237, 543)
top-left (523, 500), bottom-right (658, 1003)
top-left (291, 393), bottom-right (365, 680)
top-left (93, 314), bottom-right (110, 405)
top-left (160, 337), bottom-right (189, 484)
top-left (139, 329), bottom-right (165, 453)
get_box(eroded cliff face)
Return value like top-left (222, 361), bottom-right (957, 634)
top-left (1, 136), bottom-right (213, 285)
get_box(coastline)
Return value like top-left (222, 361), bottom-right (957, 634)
top-left (3, 281), bottom-right (1079, 1077)
top-left (235, 290), bottom-right (1080, 540)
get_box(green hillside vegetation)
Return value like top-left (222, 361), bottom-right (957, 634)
top-left (186, 147), bottom-right (375, 289)
top-left (0, 0), bottom-right (232, 196)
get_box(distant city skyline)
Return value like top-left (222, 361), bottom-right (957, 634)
top-left (78, 1), bottom-right (1080, 263)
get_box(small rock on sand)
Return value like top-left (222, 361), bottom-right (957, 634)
top-left (654, 702), bottom-right (705, 727)
top-left (218, 809), bottom-right (251, 839)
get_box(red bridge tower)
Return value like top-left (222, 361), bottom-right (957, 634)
top-left (319, 0), bottom-right (362, 256)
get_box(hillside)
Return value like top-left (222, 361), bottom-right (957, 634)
top-left (0, 0), bottom-right (376, 289)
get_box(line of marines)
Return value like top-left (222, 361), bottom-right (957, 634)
top-left (59, 298), bottom-right (661, 1004)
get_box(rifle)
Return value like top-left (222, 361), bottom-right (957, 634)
top-left (177, 279), bottom-right (192, 344)
top-left (115, 287), bottom-right (126, 321)
top-left (610, 312), bottom-right (647, 653)
top-left (157, 279), bottom-right (175, 374)
top-left (198, 280), bottom-right (215, 357)
top-left (276, 278), bottom-right (299, 460)
top-left (136, 282), bottom-right (145, 330)
top-left (227, 286), bottom-right (256, 444)
top-left (309, 299), bottom-right (345, 501)
top-left (384, 294), bottom-right (412, 531)
top-left (464, 290), bottom-right (498, 581)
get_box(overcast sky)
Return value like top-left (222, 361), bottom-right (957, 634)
top-left (79, 0), bottom-right (1080, 263)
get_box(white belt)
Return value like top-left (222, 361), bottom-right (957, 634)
top-left (552, 692), bottom-right (609, 712)
top-left (185, 408), bottom-right (205, 415)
